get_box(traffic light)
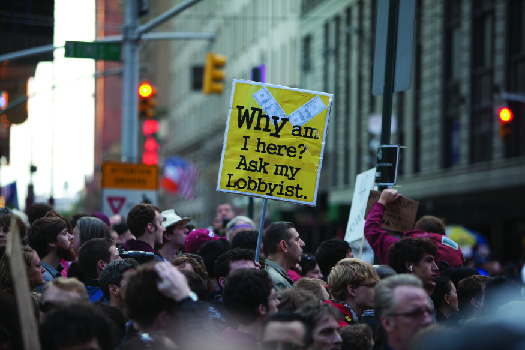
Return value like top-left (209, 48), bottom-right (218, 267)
top-left (138, 82), bottom-right (157, 118)
top-left (202, 52), bottom-right (227, 94)
top-left (142, 119), bottom-right (159, 165)
top-left (499, 106), bottom-right (513, 141)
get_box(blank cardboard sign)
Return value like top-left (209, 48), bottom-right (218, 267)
top-left (364, 190), bottom-right (419, 232)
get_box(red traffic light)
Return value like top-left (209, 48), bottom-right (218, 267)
top-left (138, 83), bottom-right (154, 98)
top-left (499, 107), bottom-right (513, 123)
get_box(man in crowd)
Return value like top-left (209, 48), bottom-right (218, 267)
top-left (125, 203), bottom-right (165, 261)
top-left (99, 258), bottom-right (138, 322)
top-left (263, 222), bottom-right (305, 291)
top-left (365, 189), bottom-right (463, 268)
top-left (77, 237), bottom-right (122, 302)
top-left (123, 262), bottom-right (212, 349)
top-left (213, 203), bottom-right (235, 237)
top-left (221, 269), bottom-right (279, 348)
top-left (315, 239), bottom-right (353, 282)
top-left (298, 304), bottom-right (343, 350)
top-left (112, 223), bottom-right (136, 247)
top-left (374, 274), bottom-right (433, 350)
top-left (40, 277), bottom-right (89, 314)
top-left (457, 274), bottom-right (489, 321)
top-left (28, 217), bottom-right (75, 293)
top-left (328, 258), bottom-right (380, 326)
top-left (387, 237), bottom-right (439, 296)
top-left (40, 302), bottom-right (117, 350)
top-left (158, 209), bottom-right (191, 261)
top-left (261, 312), bottom-right (313, 350)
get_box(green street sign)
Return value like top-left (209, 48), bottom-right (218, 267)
top-left (64, 41), bottom-right (121, 61)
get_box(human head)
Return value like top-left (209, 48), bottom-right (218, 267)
top-left (340, 324), bottom-right (373, 350)
top-left (277, 288), bottom-right (318, 312)
top-left (263, 222), bottom-right (304, 264)
top-left (414, 216), bottom-right (446, 235)
top-left (161, 209), bottom-right (191, 248)
top-left (223, 268), bottom-right (278, 325)
top-left (170, 256), bottom-right (209, 285)
top-left (39, 302), bottom-right (117, 350)
top-left (225, 215), bottom-right (256, 240)
top-left (298, 304), bottom-right (342, 350)
top-left (375, 275), bottom-right (432, 350)
top-left (457, 274), bottom-right (489, 318)
top-left (27, 202), bottom-right (53, 225)
top-left (387, 237), bottom-right (438, 292)
top-left (123, 263), bottom-right (179, 331)
top-left (0, 214), bottom-right (27, 253)
top-left (262, 312), bottom-right (313, 350)
top-left (74, 216), bottom-right (112, 253)
top-left (112, 223), bottom-right (136, 245)
top-left (298, 254), bottom-right (323, 279)
top-left (179, 269), bottom-right (208, 301)
top-left (328, 258), bottom-right (379, 314)
top-left (92, 212), bottom-right (110, 227)
top-left (430, 276), bottom-right (459, 317)
top-left (0, 246), bottom-right (44, 292)
top-left (214, 248), bottom-right (256, 288)
top-left (41, 277), bottom-right (89, 313)
top-left (216, 203), bottom-right (234, 220)
top-left (315, 239), bottom-right (353, 278)
top-left (482, 276), bottom-right (522, 315)
top-left (294, 278), bottom-right (329, 302)
top-left (127, 204), bottom-right (164, 244)
top-left (28, 217), bottom-right (74, 261)
top-left (184, 229), bottom-right (223, 254)
top-left (78, 237), bottom-right (121, 280)
top-left (196, 238), bottom-right (230, 279)
top-left (100, 258), bottom-right (139, 303)
top-left (69, 213), bottom-right (90, 232)
top-left (231, 230), bottom-right (259, 249)
top-left (374, 265), bottom-right (397, 279)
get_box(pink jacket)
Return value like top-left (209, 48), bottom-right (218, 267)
top-left (364, 202), bottom-right (463, 268)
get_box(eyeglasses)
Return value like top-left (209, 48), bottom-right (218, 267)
top-left (389, 307), bottom-right (434, 319)
top-left (39, 300), bottom-right (58, 313)
top-left (357, 281), bottom-right (379, 288)
top-left (262, 341), bottom-right (306, 350)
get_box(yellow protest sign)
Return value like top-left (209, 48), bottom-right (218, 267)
top-left (217, 80), bottom-right (333, 206)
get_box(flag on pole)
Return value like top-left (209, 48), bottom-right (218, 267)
top-left (161, 157), bottom-right (199, 199)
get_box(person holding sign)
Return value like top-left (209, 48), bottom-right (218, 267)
top-left (364, 189), bottom-right (463, 271)
top-left (263, 222), bottom-right (305, 291)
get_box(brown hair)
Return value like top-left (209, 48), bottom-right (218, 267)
top-left (341, 324), bottom-right (373, 350)
top-left (414, 216), bottom-right (446, 235)
top-left (294, 278), bottom-right (327, 301)
top-left (277, 288), bottom-right (318, 312)
top-left (171, 255), bottom-right (215, 293)
top-left (43, 277), bottom-right (89, 301)
top-left (328, 258), bottom-right (379, 302)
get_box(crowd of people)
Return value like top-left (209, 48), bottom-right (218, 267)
top-left (0, 189), bottom-right (524, 350)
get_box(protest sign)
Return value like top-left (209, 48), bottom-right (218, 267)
top-left (217, 80), bottom-right (333, 206)
top-left (344, 168), bottom-right (377, 242)
top-left (364, 190), bottom-right (419, 232)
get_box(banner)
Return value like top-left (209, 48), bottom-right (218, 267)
top-left (217, 80), bottom-right (333, 206)
top-left (344, 168), bottom-right (377, 242)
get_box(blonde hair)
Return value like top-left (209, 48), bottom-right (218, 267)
top-left (294, 278), bottom-right (327, 301)
top-left (328, 258), bottom-right (379, 302)
top-left (43, 277), bottom-right (89, 301)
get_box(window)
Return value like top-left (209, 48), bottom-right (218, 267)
top-left (302, 35), bottom-right (312, 72)
top-left (443, 0), bottom-right (462, 167)
top-left (470, 0), bottom-right (494, 163)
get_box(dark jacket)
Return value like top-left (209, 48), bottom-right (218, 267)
top-left (124, 239), bottom-right (166, 262)
top-left (364, 202), bottom-right (463, 268)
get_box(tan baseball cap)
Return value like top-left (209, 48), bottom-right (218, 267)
top-left (161, 209), bottom-right (191, 229)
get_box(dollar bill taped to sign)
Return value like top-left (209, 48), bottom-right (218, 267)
top-left (217, 80), bottom-right (333, 206)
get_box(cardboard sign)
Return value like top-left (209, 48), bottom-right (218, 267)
top-left (217, 80), bottom-right (333, 206)
top-left (344, 168), bottom-right (377, 242)
top-left (364, 190), bottom-right (419, 232)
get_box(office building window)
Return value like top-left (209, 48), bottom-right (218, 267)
top-left (443, 0), bottom-right (462, 167)
top-left (470, 0), bottom-right (494, 163)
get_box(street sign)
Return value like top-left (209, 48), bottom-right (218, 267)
top-left (101, 162), bottom-right (158, 220)
top-left (64, 41), bottom-right (122, 61)
top-left (372, 0), bottom-right (416, 95)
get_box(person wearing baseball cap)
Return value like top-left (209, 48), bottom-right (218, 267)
top-left (158, 210), bottom-right (191, 261)
top-left (184, 229), bottom-right (226, 254)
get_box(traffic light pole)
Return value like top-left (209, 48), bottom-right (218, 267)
top-left (121, 0), bottom-right (140, 162)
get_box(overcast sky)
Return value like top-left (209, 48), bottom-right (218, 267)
top-left (5, 0), bottom-right (95, 208)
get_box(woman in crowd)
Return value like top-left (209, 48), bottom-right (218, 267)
top-left (431, 276), bottom-right (460, 324)
top-left (0, 246), bottom-right (45, 293)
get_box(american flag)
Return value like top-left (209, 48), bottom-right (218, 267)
top-left (162, 157), bottom-right (199, 199)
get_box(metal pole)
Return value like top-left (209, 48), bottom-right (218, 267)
top-left (121, 0), bottom-right (140, 162)
top-left (378, 0), bottom-right (399, 191)
top-left (255, 198), bottom-right (268, 263)
top-left (138, 0), bottom-right (203, 35)
top-left (248, 197), bottom-right (254, 219)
